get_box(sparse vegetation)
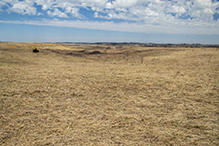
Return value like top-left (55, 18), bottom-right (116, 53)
top-left (0, 42), bottom-right (219, 145)
top-left (32, 48), bottom-right (39, 53)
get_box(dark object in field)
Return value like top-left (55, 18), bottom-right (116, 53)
top-left (66, 52), bottom-right (83, 57)
top-left (33, 48), bottom-right (39, 53)
top-left (78, 50), bottom-right (86, 52)
top-left (89, 51), bottom-right (101, 54)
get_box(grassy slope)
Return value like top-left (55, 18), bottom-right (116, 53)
top-left (0, 42), bottom-right (219, 145)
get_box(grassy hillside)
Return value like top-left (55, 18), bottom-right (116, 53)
top-left (0, 42), bottom-right (219, 145)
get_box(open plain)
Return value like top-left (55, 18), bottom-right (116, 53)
top-left (0, 42), bottom-right (219, 145)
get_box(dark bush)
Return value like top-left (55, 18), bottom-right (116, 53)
top-left (89, 51), bottom-right (101, 54)
top-left (33, 48), bottom-right (39, 53)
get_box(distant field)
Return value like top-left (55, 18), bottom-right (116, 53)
top-left (0, 42), bottom-right (219, 145)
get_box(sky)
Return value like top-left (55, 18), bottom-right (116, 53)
top-left (0, 0), bottom-right (219, 44)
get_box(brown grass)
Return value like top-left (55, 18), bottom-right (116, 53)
top-left (0, 42), bottom-right (219, 145)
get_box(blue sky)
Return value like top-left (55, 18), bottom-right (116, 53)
top-left (0, 0), bottom-right (219, 44)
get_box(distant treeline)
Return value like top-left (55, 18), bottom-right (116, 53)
top-left (96, 42), bottom-right (219, 48)
top-left (59, 42), bottom-right (219, 48)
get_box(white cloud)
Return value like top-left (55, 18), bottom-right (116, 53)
top-left (0, 0), bottom-right (19, 6)
top-left (0, 0), bottom-right (219, 35)
top-left (37, 12), bottom-right (43, 16)
top-left (35, 0), bottom-right (55, 10)
top-left (107, 0), bottom-right (138, 8)
top-left (115, 8), bottom-right (127, 12)
top-left (47, 8), bottom-right (68, 18)
top-left (130, 6), bottom-right (159, 18)
top-left (65, 7), bottom-right (80, 17)
top-left (10, 1), bottom-right (36, 15)
top-left (187, 0), bottom-right (219, 20)
top-left (55, 2), bottom-right (81, 18)
top-left (1, 0), bottom-right (37, 15)
top-left (94, 12), bottom-right (99, 18)
top-left (2, 0), bottom-right (219, 21)
top-left (103, 10), bottom-right (133, 20)
top-left (168, 5), bottom-right (186, 14)
top-left (0, 18), bottom-right (219, 35)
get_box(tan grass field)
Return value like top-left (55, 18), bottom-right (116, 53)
top-left (0, 42), bottom-right (219, 145)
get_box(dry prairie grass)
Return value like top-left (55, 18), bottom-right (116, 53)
top-left (0, 42), bottom-right (219, 145)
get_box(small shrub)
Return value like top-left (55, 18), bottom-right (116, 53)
top-left (89, 51), bottom-right (101, 54)
top-left (33, 48), bottom-right (39, 53)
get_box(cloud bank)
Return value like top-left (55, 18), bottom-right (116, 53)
top-left (0, 0), bottom-right (219, 34)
